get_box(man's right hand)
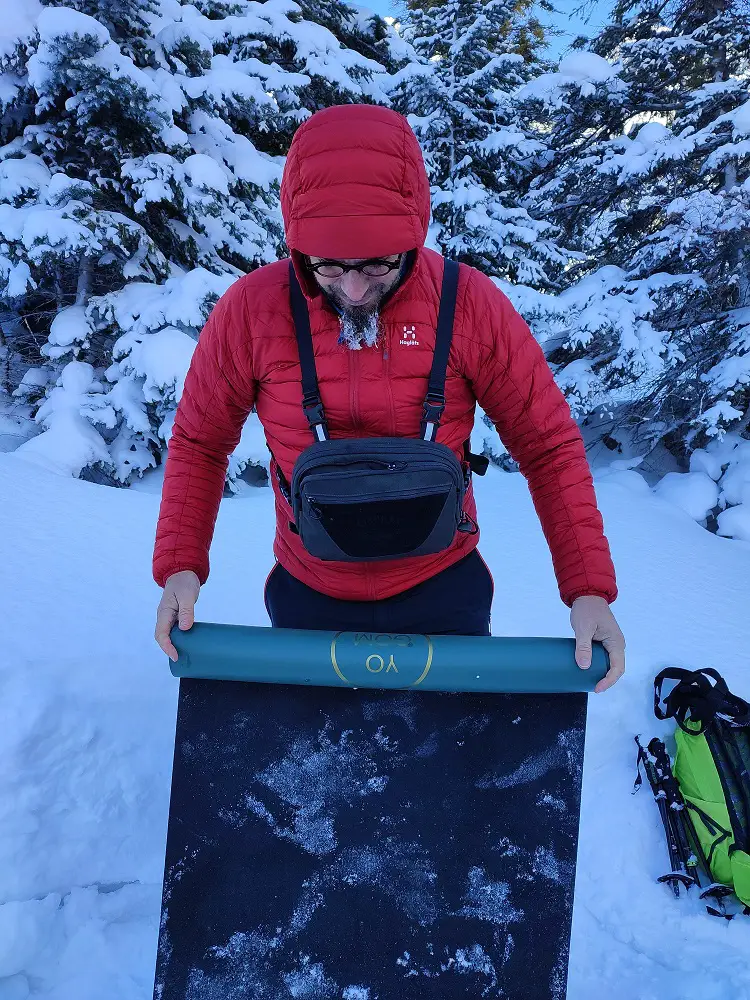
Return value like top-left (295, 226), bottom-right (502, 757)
top-left (155, 570), bottom-right (201, 662)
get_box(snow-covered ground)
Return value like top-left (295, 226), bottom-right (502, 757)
top-left (1, 449), bottom-right (749, 999)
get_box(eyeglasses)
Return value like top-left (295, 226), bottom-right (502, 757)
top-left (305, 255), bottom-right (403, 278)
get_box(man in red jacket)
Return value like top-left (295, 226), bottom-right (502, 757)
top-left (153, 104), bottom-right (625, 693)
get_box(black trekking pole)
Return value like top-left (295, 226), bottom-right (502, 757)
top-left (648, 739), bottom-right (735, 918)
top-left (634, 736), bottom-right (696, 896)
top-left (647, 738), bottom-right (702, 888)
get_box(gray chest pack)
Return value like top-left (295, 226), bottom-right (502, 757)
top-left (273, 258), bottom-right (488, 563)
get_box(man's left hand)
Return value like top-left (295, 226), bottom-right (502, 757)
top-left (570, 595), bottom-right (626, 693)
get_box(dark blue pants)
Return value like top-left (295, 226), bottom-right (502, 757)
top-left (264, 549), bottom-right (494, 636)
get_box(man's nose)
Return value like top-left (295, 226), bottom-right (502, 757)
top-left (340, 268), bottom-right (370, 299)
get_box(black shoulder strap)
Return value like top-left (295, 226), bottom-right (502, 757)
top-left (654, 667), bottom-right (750, 735)
top-left (289, 260), bottom-right (329, 441)
top-left (288, 256), bottom-right (461, 444)
top-left (420, 258), bottom-right (460, 441)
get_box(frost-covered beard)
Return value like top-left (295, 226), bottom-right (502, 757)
top-left (336, 301), bottom-right (382, 350)
top-left (319, 282), bottom-right (386, 350)
top-left (322, 280), bottom-right (389, 350)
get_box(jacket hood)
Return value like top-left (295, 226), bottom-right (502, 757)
top-left (280, 104), bottom-right (431, 299)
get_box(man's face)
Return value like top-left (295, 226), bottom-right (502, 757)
top-left (306, 253), bottom-right (404, 350)
top-left (307, 254), bottom-right (403, 309)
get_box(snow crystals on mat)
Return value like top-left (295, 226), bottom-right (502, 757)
top-left (185, 928), bottom-right (373, 999)
top-left (284, 839), bottom-right (442, 929)
top-left (247, 727), bottom-right (390, 856)
top-left (537, 791), bottom-right (567, 812)
top-left (282, 956), bottom-right (338, 997)
top-left (457, 865), bottom-right (524, 925)
top-left (533, 845), bottom-right (573, 885)
top-left (396, 942), bottom-right (501, 994)
top-left (477, 728), bottom-right (579, 790)
top-left (361, 692), bottom-right (420, 731)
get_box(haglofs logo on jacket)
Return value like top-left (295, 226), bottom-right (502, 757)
top-left (400, 325), bottom-right (419, 346)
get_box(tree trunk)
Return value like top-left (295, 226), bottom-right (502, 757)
top-left (75, 256), bottom-right (92, 307)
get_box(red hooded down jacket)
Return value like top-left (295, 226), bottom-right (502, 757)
top-left (153, 103), bottom-right (618, 606)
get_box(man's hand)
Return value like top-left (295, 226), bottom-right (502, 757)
top-left (155, 570), bottom-right (201, 662)
top-left (570, 595), bottom-right (625, 693)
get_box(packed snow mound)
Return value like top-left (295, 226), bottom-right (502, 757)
top-left (633, 121), bottom-right (672, 148)
top-left (0, 0), bottom-right (42, 58)
top-left (516, 51), bottom-right (621, 104)
top-left (558, 51), bottom-right (617, 83)
top-left (652, 471), bottom-right (720, 523)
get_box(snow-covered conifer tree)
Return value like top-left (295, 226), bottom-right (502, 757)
top-left (521, 0), bottom-right (750, 493)
top-left (389, 0), bottom-right (588, 466)
top-left (392, 0), bottom-right (568, 289)
top-left (0, 0), bottom-right (401, 486)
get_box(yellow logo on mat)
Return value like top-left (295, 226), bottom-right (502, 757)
top-left (331, 631), bottom-right (433, 687)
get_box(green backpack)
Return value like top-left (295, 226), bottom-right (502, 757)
top-left (636, 667), bottom-right (750, 916)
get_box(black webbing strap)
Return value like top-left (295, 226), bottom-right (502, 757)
top-left (420, 258), bottom-right (460, 442)
top-left (654, 667), bottom-right (750, 735)
top-left (289, 261), bottom-right (329, 441)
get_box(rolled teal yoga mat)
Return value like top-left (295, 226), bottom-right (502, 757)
top-left (168, 622), bottom-right (608, 693)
